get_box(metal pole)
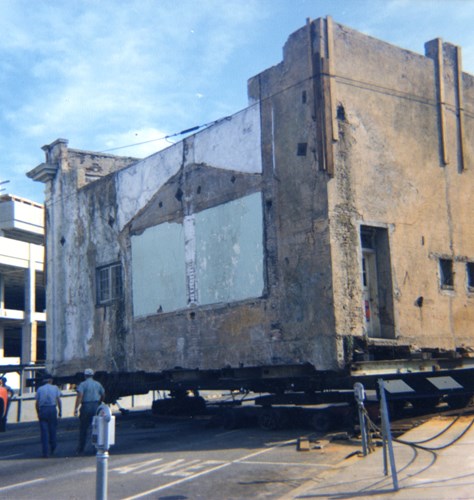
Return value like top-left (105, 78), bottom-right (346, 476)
top-left (380, 405), bottom-right (388, 476)
top-left (378, 379), bottom-right (399, 491)
top-left (96, 449), bottom-right (109, 500)
top-left (354, 382), bottom-right (368, 456)
top-left (357, 402), bottom-right (368, 456)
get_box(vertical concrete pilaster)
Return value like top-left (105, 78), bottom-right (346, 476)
top-left (425, 38), bottom-right (467, 171)
top-left (0, 273), bottom-right (4, 309)
top-left (310, 16), bottom-right (337, 176)
top-left (0, 326), bottom-right (4, 359)
top-left (22, 245), bottom-right (37, 364)
top-left (455, 46), bottom-right (467, 172)
top-left (0, 274), bottom-right (4, 359)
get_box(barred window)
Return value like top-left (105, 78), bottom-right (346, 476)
top-left (97, 263), bottom-right (122, 304)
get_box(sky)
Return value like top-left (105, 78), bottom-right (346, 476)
top-left (1, 0), bottom-right (474, 204)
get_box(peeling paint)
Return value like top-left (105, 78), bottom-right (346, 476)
top-left (28, 18), bottom-right (474, 376)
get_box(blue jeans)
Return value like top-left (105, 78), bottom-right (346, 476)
top-left (38, 406), bottom-right (58, 457)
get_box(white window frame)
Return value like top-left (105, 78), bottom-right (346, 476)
top-left (97, 262), bottom-right (122, 305)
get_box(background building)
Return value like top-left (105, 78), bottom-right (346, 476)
top-left (0, 195), bottom-right (45, 388)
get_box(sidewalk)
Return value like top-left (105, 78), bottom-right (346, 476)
top-left (281, 415), bottom-right (474, 499)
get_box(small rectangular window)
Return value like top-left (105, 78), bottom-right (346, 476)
top-left (467, 262), bottom-right (474, 292)
top-left (97, 263), bottom-right (122, 304)
top-left (439, 258), bottom-right (454, 290)
top-left (297, 143), bottom-right (307, 156)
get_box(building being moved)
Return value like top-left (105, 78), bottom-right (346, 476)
top-left (0, 195), bottom-right (46, 387)
top-left (28, 18), bottom-right (474, 380)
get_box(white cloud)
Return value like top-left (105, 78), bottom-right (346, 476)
top-left (1, 0), bottom-right (474, 202)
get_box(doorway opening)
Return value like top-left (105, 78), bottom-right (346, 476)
top-left (360, 226), bottom-right (395, 339)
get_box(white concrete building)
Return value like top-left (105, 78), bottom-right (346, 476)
top-left (0, 195), bottom-right (46, 387)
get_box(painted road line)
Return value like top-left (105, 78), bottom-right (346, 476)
top-left (112, 457), bottom-right (164, 474)
top-left (122, 461), bottom-right (232, 500)
top-left (0, 478), bottom-right (45, 492)
top-left (142, 459), bottom-right (187, 475)
top-left (0, 453), bottom-right (24, 459)
top-left (122, 438), bottom-right (297, 500)
top-left (241, 460), bottom-right (339, 468)
top-left (165, 460), bottom-right (225, 477)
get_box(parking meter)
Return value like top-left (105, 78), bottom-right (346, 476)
top-left (353, 382), bottom-right (369, 456)
top-left (93, 404), bottom-right (115, 500)
top-left (92, 404), bottom-right (115, 450)
top-left (354, 382), bottom-right (366, 403)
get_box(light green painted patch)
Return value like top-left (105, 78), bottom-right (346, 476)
top-left (195, 192), bottom-right (264, 305)
top-left (131, 222), bottom-right (187, 316)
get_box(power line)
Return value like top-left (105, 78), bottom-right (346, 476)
top-left (99, 119), bottom-right (228, 154)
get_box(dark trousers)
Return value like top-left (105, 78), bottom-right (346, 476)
top-left (38, 406), bottom-right (58, 457)
top-left (0, 398), bottom-right (5, 432)
top-left (78, 402), bottom-right (99, 452)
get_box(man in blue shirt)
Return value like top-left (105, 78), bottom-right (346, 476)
top-left (74, 368), bottom-right (105, 454)
top-left (35, 374), bottom-right (62, 458)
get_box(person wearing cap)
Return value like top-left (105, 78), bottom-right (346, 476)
top-left (35, 373), bottom-right (62, 457)
top-left (74, 368), bottom-right (105, 454)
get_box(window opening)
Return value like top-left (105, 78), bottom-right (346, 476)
top-left (362, 256), bottom-right (368, 287)
top-left (4, 328), bottom-right (21, 358)
top-left (97, 263), bottom-right (122, 304)
top-left (467, 262), bottom-right (474, 292)
top-left (439, 258), bottom-right (454, 290)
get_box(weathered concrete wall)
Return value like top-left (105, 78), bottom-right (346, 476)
top-left (28, 140), bottom-right (138, 374)
top-left (327, 22), bottom-right (474, 351)
top-left (124, 105), bottom-right (271, 371)
top-left (248, 22), bottom-right (339, 369)
top-left (29, 18), bottom-right (474, 377)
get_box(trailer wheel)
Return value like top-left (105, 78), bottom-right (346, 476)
top-left (388, 400), bottom-right (405, 418)
top-left (446, 394), bottom-right (472, 409)
top-left (222, 409), bottom-right (240, 430)
top-left (410, 397), bottom-right (440, 411)
top-left (311, 411), bottom-right (332, 433)
top-left (258, 408), bottom-right (288, 430)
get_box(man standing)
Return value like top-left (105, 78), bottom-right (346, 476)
top-left (35, 373), bottom-right (62, 458)
top-left (74, 368), bottom-right (105, 454)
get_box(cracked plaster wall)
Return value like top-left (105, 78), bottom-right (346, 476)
top-left (35, 18), bottom-right (474, 376)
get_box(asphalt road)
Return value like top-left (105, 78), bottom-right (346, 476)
top-left (0, 410), bottom-right (361, 499)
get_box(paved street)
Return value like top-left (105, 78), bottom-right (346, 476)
top-left (0, 410), bottom-right (360, 499)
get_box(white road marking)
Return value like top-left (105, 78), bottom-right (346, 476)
top-left (122, 438), bottom-right (297, 500)
top-left (215, 429), bottom-right (239, 437)
top-left (166, 459), bottom-right (225, 477)
top-left (0, 478), bottom-right (45, 492)
top-left (0, 453), bottom-right (24, 459)
top-left (240, 460), bottom-right (338, 468)
top-left (112, 457), bottom-right (164, 474)
top-left (144, 459), bottom-right (185, 475)
top-left (122, 461), bottom-right (232, 500)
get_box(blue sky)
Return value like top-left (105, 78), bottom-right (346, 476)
top-left (1, 0), bottom-right (474, 203)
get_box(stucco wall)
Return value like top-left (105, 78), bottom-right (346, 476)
top-left (32, 18), bottom-right (474, 377)
top-left (328, 22), bottom-right (474, 350)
